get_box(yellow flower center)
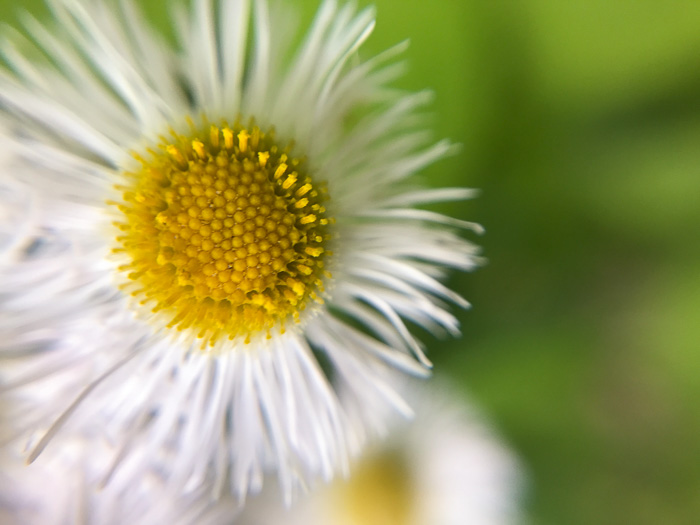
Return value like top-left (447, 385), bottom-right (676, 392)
top-left (333, 450), bottom-right (414, 525)
top-left (112, 121), bottom-right (331, 346)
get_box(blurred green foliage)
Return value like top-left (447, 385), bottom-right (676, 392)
top-left (357, 2), bottom-right (700, 524)
top-left (2, 0), bottom-right (700, 523)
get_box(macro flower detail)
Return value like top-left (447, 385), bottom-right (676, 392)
top-left (114, 121), bottom-right (330, 344)
top-left (0, 435), bottom-right (241, 525)
top-left (0, 0), bottom-right (481, 502)
top-left (236, 382), bottom-right (524, 525)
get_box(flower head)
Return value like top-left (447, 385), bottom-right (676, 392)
top-left (236, 382), bottom-right (524, 525)
top-left (0, 0), bottom-right (480, 501)
top-left (0, 435), bottom-right (240, 525)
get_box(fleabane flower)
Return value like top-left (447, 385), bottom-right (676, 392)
top-left (0, 0), bottom-right (480, 502)
top-left (0, 435), bottom-right (241, 525)
top-left (236, 382), bottom-right (524, 525)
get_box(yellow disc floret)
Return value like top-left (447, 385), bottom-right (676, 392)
top-left (112, 120), bottom-right (331, 346)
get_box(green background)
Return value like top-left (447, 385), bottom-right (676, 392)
top-left (3, 1), bottom-right (700, 523)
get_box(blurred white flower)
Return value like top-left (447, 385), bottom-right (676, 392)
top-left (0, 436), bottom-right (240, 525)
top-left (0, 0), bottom-right (480, 502)
top-left (236, 381), bottom-right (524, 525)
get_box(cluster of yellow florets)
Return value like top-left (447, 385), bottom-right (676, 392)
top-left (112, 121), bottom-right (331, 346)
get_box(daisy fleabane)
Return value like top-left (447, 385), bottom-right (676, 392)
top-left (0, 434), bottom-right (242, 525)
top-left (0, 0), bottom-right (481, 502)
top-left (236, 381), bottom-right (524, 525)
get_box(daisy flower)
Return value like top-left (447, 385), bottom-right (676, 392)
top-left (236, 381), bottom-right (524, 525)
top-left (0, 0), bottom-right (480, 502)
top-left (0, 434), bottom-right (241, 525)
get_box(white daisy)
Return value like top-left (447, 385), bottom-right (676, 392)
top-left (236, 381), bottom-right (524, 525)
top-left (0, 435), bottom-right (241, 525)
top-left (0, 0), bottom-right (480, 502)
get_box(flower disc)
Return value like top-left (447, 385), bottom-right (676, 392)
top-left (113, 122), bottom-right (331, 345)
